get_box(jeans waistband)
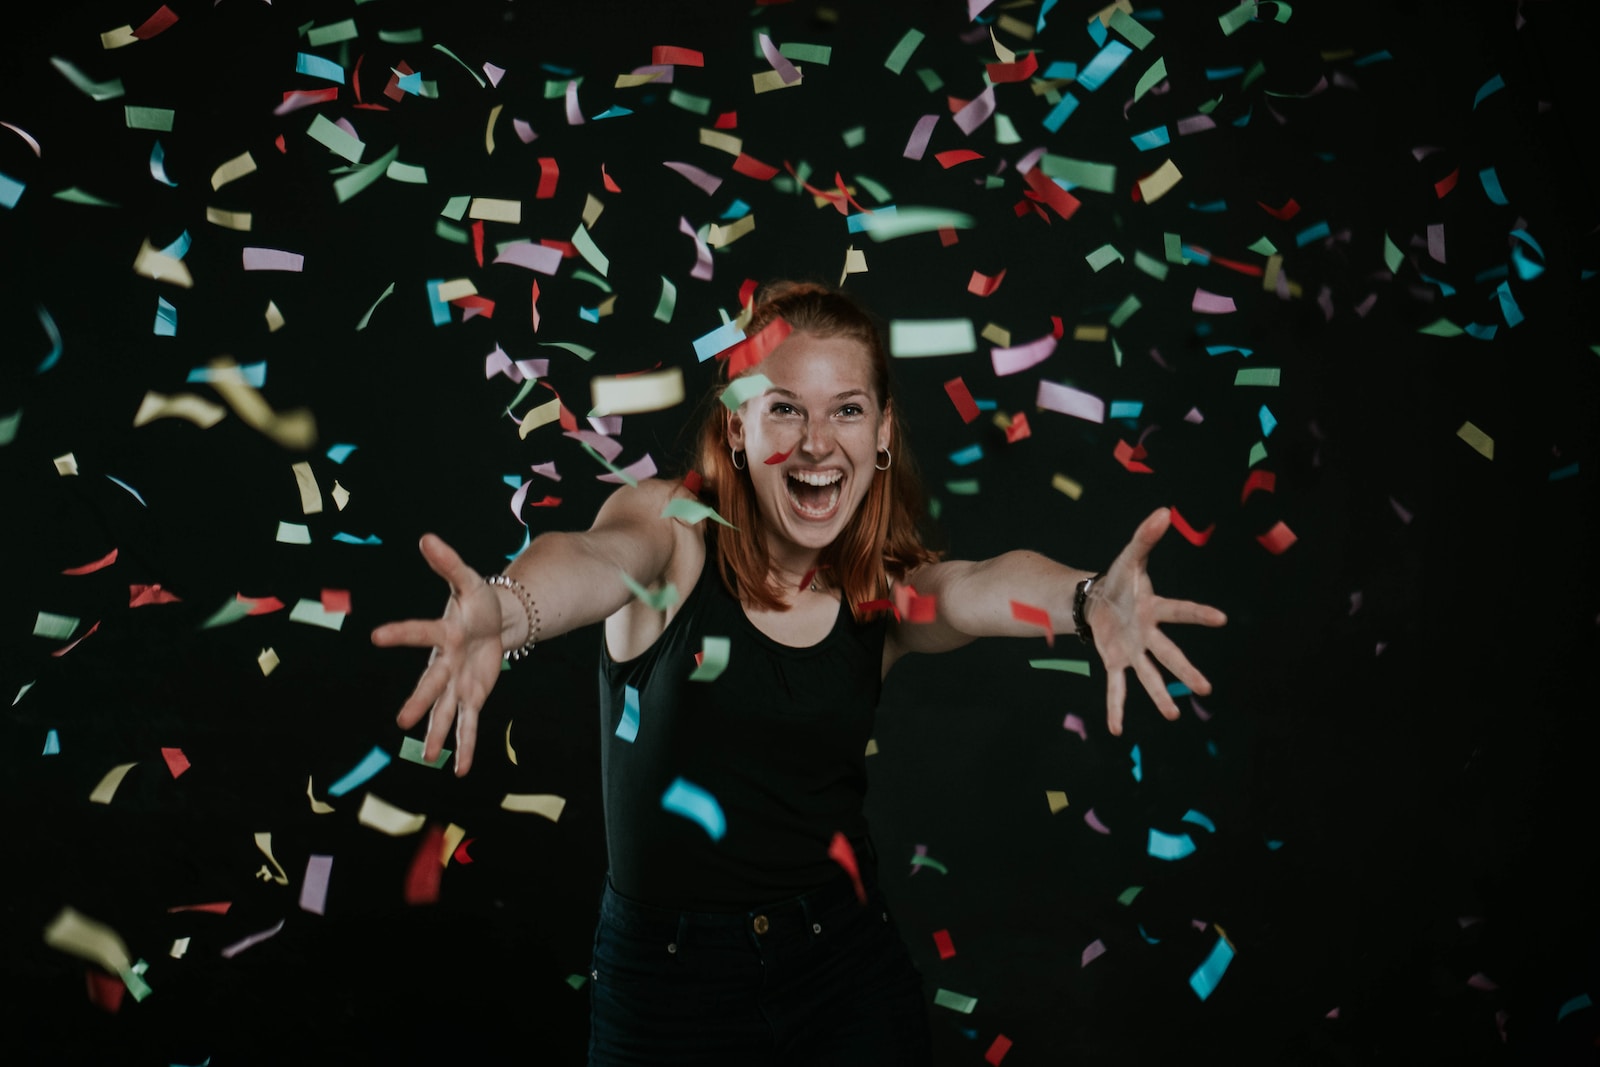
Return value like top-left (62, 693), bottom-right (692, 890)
top-left (599, 842), bottom-right (881, 952)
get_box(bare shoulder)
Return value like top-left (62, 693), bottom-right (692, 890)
top-left (590, 476), bottom-right (689, 530)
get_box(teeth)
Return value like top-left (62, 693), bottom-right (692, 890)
top-left (789, 470), bottom-right (843, 486)
top-left (792, 483), bottom-right (841, 517)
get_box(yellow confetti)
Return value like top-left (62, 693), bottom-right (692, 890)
top-left (265, 300), bottom-right (284, 332)
top-left (980, 322), bottom-right (1012, 346)
top-left (1457, 421), bottom-right (1494, 460)
top-left (1137, 159), bottom-right (1183, 204)
top-left (206, 206), bottom-right (252, 230)
top-left (1052, 473), bottom-right (1084, 500)
top-left (257, 647), bottom-right (279, 675)
top-left (753, 67), bottom-right (803, 93)
top-left (291, 461), bottom-right (323, 514)
top-left (331, 480), bottom-right (350, 511)
top-left (253, 832), bottom-right (290, 885)
top-left (1046, 789), bottom-right (1070, 814)
top-left (357, 793), bottom-right (426, 836)
top-left (501, 793), bottom-right (567, 821)
top-left (707, 213), bottom-right (756, 248)
top-left (100, 26), bottom-right (138, 49)
top-left (132, 238), bottom-right (194, 287)
top-left (864, 737), bottom-right (879, 756)
top-left (132, 390), bottom-right (227, 429)
top-left (435, 278), bottom-right (479, 301)
top-left (442, 823), bottom-right (467, 866)
top-left (518, 397), bottom-right (562, 438)
top-left (1073, 325), bottom-right (1109, 342)
top-left (88, 762), bottom-right (137, 805)
top-left (306, 776), bottom-right (335, 814)
top-left (43, 907), bottom-right (132, 974)
top-left (210, 150), bottom-right (256, 191)
top-left (614, 71), bottom-right (664, 88)
top-left (485, 103), bottom-right (502, 154)
top-left (698, 128), bottom-right (742, 155)
top-left (582, 192), bottom-right (605, 228)
top-left (506, 721), bottom-right (518, 765)
top-left (467, 197), bottom-right (520, 223)
top-left (52, 452), bottom-right (78, 476)
top-left (207, 358), bottom-right (317, 449)
top-left (591, 368), bottom-right (685, 415)
top-left (839, 245), bottom-right (868, 285)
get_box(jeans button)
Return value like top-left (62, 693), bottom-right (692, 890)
top-left (812, 922), bottom-right (822, 934)
top-left (752, 914), bottom-right (770, 935)
top-left (667, 942), bottom-right (677, 954)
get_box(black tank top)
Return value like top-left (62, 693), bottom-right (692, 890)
top-left (599, 531), bottom-right (887, 910)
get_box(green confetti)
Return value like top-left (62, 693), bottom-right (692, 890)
top-left (1383, 232), bottom-right (1404, 274)
top-left (889, 319), bottom-right (975, 357)
top-left (308, 113), bottom-right (365, 164)
top-left (441, 195), bottom-right (471, 220)
top-left (1108, 294), bottom-right (1142, 328)
top-left (0, 409), bottom-right (19, 446)
top-left (1086, 244), bottom-right (1124, 272)
top-left (1117, 885), bottom-right (1145, 905)
top-left (333, 145), bottom-right (399, 203)
top-left (862, 207), bottom-right (975, 242)
top-left (841, 125), bottom-right (866, 148)
top-left (432, 43), bottom-right (486, 88)
top-left (1109, 9), bottom-right (1155, 49)
top-left (1234, 367), bottom-right (1281, 386)
top-left (1247, 440), bottom-right (1268, 466)
top-left (669, 89), bottom-right (710, 114)
top-left (1134, 56), bottom-right (1167, 102)
top-left (1163, 232), bottom-right (1187, 264)
top-left (853, 174), bottom-right (892, 203)
top-left (933, 989), bottom-right (977, 1014)
top-left (124, 106), bottom-right (174, 131)
top-left (435, 220), bottom-right (469, 244)
top-left (915, 68), bottom-right (944, 93)
top-left (1029, 658), bottom-right (1091, 675)
top-left (1133, 250), bottom-right (1169, 280)
top-left (687, 636), bottom-right (731, 681)
top-left (719, 373), bottom-right (773, 412)
top-left (50, 56), bottom-right (124, 100)
top-left (653, 276), bottom-right (677, 323)
top-left (571, 224), bottom-right (609, 276)
top-left (52, 188), bottom-right (118, 207)
top-left (356, 281), bottom-right (395, 330)
top-left (307, 19), bottom-right (359, 46)
top-left (540, 341), bottom-right (596, 361)
top-left (399, 736), bottom-right (450, 769)
top-left (910, 854), bottom-right (948, 874)
top-left (378, 27), bottom-right (424, 44)
top-left (1039, 155), bottom-right (1117, 194)
top-left (945, 479), bottom-right (980, 495)
top-left (33, 612), bottom-right (79, 640)
top-left (779, 42), bottom-right (832, 65)
top-left (1417, 317), bottom-right (1464, 338)
top-left (660, 498), bottom-right (736, 529)
top-left (884, 28), bottom-right (925, 74)
top-left (386, 161), bottom-right (428, 184)
top-left (199, 598), bottom-right (254, 630)
top-left (621, 570), bottom-right (681, 611)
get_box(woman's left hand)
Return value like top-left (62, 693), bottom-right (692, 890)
top-left (1087, 507), bottom-right (1228, 736)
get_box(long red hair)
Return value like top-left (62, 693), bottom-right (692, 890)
top-left (693, 281), bottom-right (939, 619)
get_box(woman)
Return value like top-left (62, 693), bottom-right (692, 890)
top-left (372, 282), bottom-right (1226, 1064)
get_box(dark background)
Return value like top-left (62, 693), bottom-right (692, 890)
top-left (3, 0), bottom-right (1596, 1063)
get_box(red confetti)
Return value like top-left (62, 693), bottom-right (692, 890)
top-left (1009, 600), bottom-right (1054, 646)
top-left (1256, 520), bottom-right (1298, 554)
top-left (682, 471), bottom-right (704, 496)
top-left (733, 153), bottom-right (779, 180)
top-left (1257, 197), bottom-right (1300, 220)
top-left (404, 824), bottom-right (445, 905)
top-left (63, 547), bottom-right (118, 575)
top-left (535, 156), bottom-right (559, 199)
top-left (713, 111), bottom-right (738, 129)
top-left (985, 1034), bottom-right (1014, 1065)
top-left (527, 495), bottom-right (562, 508)
top-left (130, 584), bottom-right (181, 606)
top-left (1004, 412), bottom-right (1031, 443)
top-left (1114, 439), bottom-right (1154, 473)
top-left (933, 929), bottom-right (957, 959)
top-left (131, 4), bottom-right (179, 39)
top-left (855, 598), bottom-right (897, 619)
top-left (652, 45), bottom-right (705, 67)
top-left (531, 279), bottom-right (541, 332)
top-left (1240, 469), bottom-right (1276, 504)
top-left (1207, 253), bottom-right (1265, 277)
top-left (986, 52), bottom-right (1038, 83)
top-left (540, 239), bottom-right (578, 258)
top-left (738, 278), bottom-right (761, 307)
top-left (237, 594), bottom-right (285, 615)
top-left (1169, 507), bottom-right (1215, 546)
top-left (1434, 168), bottom-right (1459, 199)
top-left (384, 61), bottom-right (415, 104)
top-left (1050, 315), bottom-right (1065, 339)
top-left (938, 227), bottom-right (961, 246)
top-left (160, 747), bottom-right (190, 778)
top-left (601, 164), bottom-right (622, 193)
top-left (893, 584), bottom-right (938, 623)
top-left (826, 832), bottom-right (867, 903)
top-left (834, 172), bottom-right (875, 216)
top-left (321, 588), bottom-right (352, 614)
top-left (943, 377), bottom-right (981, 423)
top-left (966, 268), bottom-right (1006, 296)
top-left (797, 567), bottom-right (817, 592)
top-left (85, 969), bottom-right (125, 1014)
top-left (763, 449), bottom-right (792, 465)
top-left (471, 219), bottom-right (484, 268)
top-left (450, 295), bottom-right (495, 319)
top-left (723, 316), bottom-right (793, 377)
top-left (166, 901), bottom-right (232, 914)
top-left (452, 838), bottom-right (476, 865)
top-left (1023, 167), bottom-right (1081, 220)
top-left (51, 620), bottom-right (99, 657)
top-left (936, 148), bottom-right (985, 168)
top-left (274, 133), bottom-right (286, 154)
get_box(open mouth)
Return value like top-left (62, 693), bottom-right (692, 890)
top-left (786, 469), bottom-right (843, 520)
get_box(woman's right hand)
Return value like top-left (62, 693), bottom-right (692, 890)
top-left (370, 534), bottom-right (510, 776)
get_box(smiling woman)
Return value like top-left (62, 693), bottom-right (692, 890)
top-left (370, 281), bottom-right (1227, 1064)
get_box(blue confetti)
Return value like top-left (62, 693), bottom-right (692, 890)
top-left (1109, 400), bottom-right (1143, 420)
top-left (1258, 404), bottom-right (1277, 437)
top-left (1079, 41), bottom-right (1132, 91)
top-left (1548, 462), bottom-right (1579, 482)
top-left (1472, 73), bottom-right (1505, 110)
top-left (1165, 680), bottom-right (1191, 697)
top-left (1510, 229), bottom-right (1545, 280)
top-left (1042, 61), bottom-right (1077, 80)
top-left (1138, 923), bottom-right (1161, 945)
top-left (35, 305), bottom-right (63, 373)
top-left (327, 746), bottom-right (392, 797)
top-left (1477, 166), bottom-right (1508, 206)
top-left (105, 475), bottom-right (147, 505)
top-left (425, 279), bottom-right (451, 326)
top-left (1086, 16), bottom-right (1108, 47)
top-left (0, 170), bottom-right (23, 209)
top-left (1496, 280), bottom-right (1524, 328)
top-left (397, 71), bottom-right (423, 96)
top-left (1042, 92), bottom-right (1080, 132)
top-left (296, 52), bottom-right (346, 84)
top-left (1556, 992), bottom-right (1591, 1022)
top-left (326, 443), bottom-right (357, 464)
top-left (661, 777), bottom-right (725, 840)
top-left (616, 684), bottom-right (640, 742)
top-left (592, 106), bottom-right (633, 120)
top-left (1131, 126), bottom-right (1170, 151)
top-left (1204, 65), bottom-right (1245, 81)
top-left (154, 297), bottom-right (177, 336)
top-left (43, 729), bottom-right (60, 755)
top-left (1206, 344), bottom-right (1254, 358)
top-left (1036, 0), bottom-right (1058, 33)
top-left (1189, 934), bottom-right (1234, 1000)
top-left (1181, 809), bottom-right (1216, 833)
top-left (1148, 828), bottom-right (1196, 860)
top-left (1353, 50), bottom-right (1393, 66)
top-left (332, 532), bottom-right (383, 545)
top-left (948, 444), bottom-right (984, 466)
top-left (1464, 322), bottom-right (1498, 341)
top-left (847, 204), bottom-right (896, 233)
top-left (1295, 220), bottom-right (1331, 247)
top-left (692, 319), bottom-right (746, 362)
top-left (719, 198), bottom-right (751, 220)
top-left (150, 141), bottom-right (178, 187)
top-left (188, 361), bottom-right (267, 387)
top-left (1130, 744), bottom-right (1142, 782)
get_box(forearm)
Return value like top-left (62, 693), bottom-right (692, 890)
top-left (931, 550), bottom-right (1097, 641)
top-left (491, 530), bottom-right (651, 650)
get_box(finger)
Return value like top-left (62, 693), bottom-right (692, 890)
top-left (1156, 597), bottom-right (1228, 628)
top-left (1147, 630), bottom-right (1212, 696)
top-left (454, 703), bottom-right (479, 777)
top-left (418, 533), bottom-right (483, 598)
top-left (1133, 652), bottom-right (1179, 719)
top-left (1106, 667), bottom-right (1127, 737)
top-left (371, 618), bottom-right (447, 649)
top-left (395, 662), bottom-right (448, 729)
top-left (424, 682), bottom-right (458, 763)
top-left (1118, 507), bottom-right (1172, 569)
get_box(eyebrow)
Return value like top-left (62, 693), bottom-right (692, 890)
top-left (767, 387), bottom-right (869, 401)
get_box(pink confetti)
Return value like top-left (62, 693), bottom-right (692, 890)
top-left (758, 34), bottom-right (801, 84)
top-left (484, 345), bottom-right (548, 382)
top-left (678, 216), bottom-right (714, 280)
top-left (1083, 807), bottom-right (1112, 834)
top-left (991, 332), bottom-right (1056, 376)
top-left (663, 161), bottom-right (722, 196)
top-left (1062, 713), bottom-right (1087, 740)
top-left (493, 241), bottom-right (563, 275)
top-left (953, 84), bottom-right (997, 135)
top-left (483, 62), bottom-right (505, 88)
top-left (1191, 288), bottom-right (1236, 314)
top-left (220, 918), bottom-right (286, 959)
top-left (564, 79), bottom-right (584, 125)
top-left (513, 118), bottom-right (537, 143)
top-left (242, 247), bottom-right (304, 272)
top-left (903, 114), bottom-right (938, 160)
top-left (1427, 223), bottom-right (1446, 263)
top-left (1081, 938), bottom-right (1107, 966)
top-left (1176, 114), bottom-right (1216, 136)
top-left (1467, 972), bottom-right (1499, 991)
top-left (299, 855), bottom-right (333, 915)
top-left (1354, 293), bottom-right (1378, 317)
top-left (1184, 406), bottom-right (1204, 424)
top-left (1189, 696), bottom-right (1212, 722)
top-left (564, 430), bottom-right (622, 461)
top-left (1036, 380), bottom-right (1105, 423)
top-left (597, 453), bottom-right (658, 484)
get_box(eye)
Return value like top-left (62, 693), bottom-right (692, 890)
top-left (837, 404), bottom-right (864, 418)
top-left (769, 402), bottom-right (798, 416)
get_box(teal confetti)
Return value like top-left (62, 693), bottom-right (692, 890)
top-left (327, 746), bottom-right (391, 797)
top-left (616, 685), bottom-right (640, 742)
top-left (661, 777), bottom-right (725, 840)
top-left (1189, 934), bottom-right (1234, 1000)
top-left (1148, 828), bottom-right (1197, 860)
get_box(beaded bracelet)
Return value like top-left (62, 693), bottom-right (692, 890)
top-left (1072, 572), bottom-right (1105, 651)
top-left (485, 573), bottom-right (540, 662)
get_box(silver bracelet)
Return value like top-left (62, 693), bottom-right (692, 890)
top-left (485, 573), bottom-right (539, 662)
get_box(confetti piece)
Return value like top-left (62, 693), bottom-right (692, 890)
top-left (1084, 808), bottom-right (1112, 834)
top-left (1009, 600), bottom-right (1054, 646)
top-left (984, 1035), bottom-right (1013, 1066)
top-left (992, 332), bottom-right (1057, 376)
top-left (885, 28), bottom-right (925, 74)
top-left (660, 498), bottom-right (735, 529)
top-left (43, 907), bottom-right (134, 976)
top-left (306, 777), bottom-right (334, 814)
top-left (43, 728), bottom-right (60, 754)
top-left (1169, 507), bottom-right (1214, 546)
top-left (688, 636), bottom-right (730, 681)
top-left (944, 378), bottom-right (981, 423)
top-left (1189, 933), bottom-right (1235, 1000)
top-left (827, 832), bottom-right (868, 902)
top-left (1036, 380), bottom-right (1105, 423)
top-left (357, 794), bottom-right (425, 836)
top-left (257, 646), bottom-right (279, 675)
top-left (934, 989), bottom-right (977, 1014)
top-left (1148, 828), bottom-right (1196, 860)
top-left (1256, 521), bottom-right (1298, 554)
top-left (1045, 790), bottom-right (1070, 814)
top-left (1456, 421), bottom-right (1494, 460)
top-left (88, 762), bottom-right (137, 804)
top-left (661, 777), bottom-right (726, 840)
top-left (1556, 993), bottom-right (1592, 1022)
top-left (1241, 469), bottom-right (1276, 503)
top-left (50, 56), bottom-right (125, 100)
top-left (1052, 473), bottom-right (1084, 500)
top-left (1081, 938), bottom-right (1107, 967)
top-left (1192, 288), bottom-right (1236, 313)
top-left (1030, 658), bottom-right (1090, 675)
top-left (590, 368), bottom-right (685, 416)
top-left (327, 746), bottom-right (390, 797)
top-left (861, 207), bottom-right (975, 241)
top-left (34, 611), bottom-right (80, 640)
top-left (501, 794), bottom-right (568, 821)
top-left (890, 319), bottom-right (976, 357)
top-left (1137, 159), bottom-right (1183, 203)
top-left (1233, 367), bottom-right (1281, 386)
top-left (160, 747), bottom-right (189, 778)
top-left (220, 919), bottom-right (285, 960)
top-left (299, 855), bottom-right (333, 915)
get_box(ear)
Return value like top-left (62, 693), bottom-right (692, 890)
top-left (877, 401), bottom-right (894, 454)
top-left (726, 410), bottom-right (747, 452)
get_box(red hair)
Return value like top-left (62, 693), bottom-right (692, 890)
top-left (693, 281), bottom-right (939, 619)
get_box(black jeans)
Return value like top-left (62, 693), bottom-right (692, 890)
top-left (587, 867), bottom-right (932, 1065)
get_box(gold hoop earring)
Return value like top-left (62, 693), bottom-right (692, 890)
top-left (875, 448), bottom-right (892, 471)
top-left (730, 448), bottom-right (747, 471)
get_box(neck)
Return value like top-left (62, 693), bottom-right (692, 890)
top-left (763, 541), bottom-right (825, 596)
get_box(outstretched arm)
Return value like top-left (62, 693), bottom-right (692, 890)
top-left (888, 507), bottom-right (1226, 735)
top-left (370, 478), bottom-right (685, 775)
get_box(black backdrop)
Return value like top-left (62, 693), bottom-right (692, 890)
top-left (2, 1), bottom-right (1596, 1064)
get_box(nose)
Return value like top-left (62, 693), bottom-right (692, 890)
top-left (798, 413), bottom-right (833, 457)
